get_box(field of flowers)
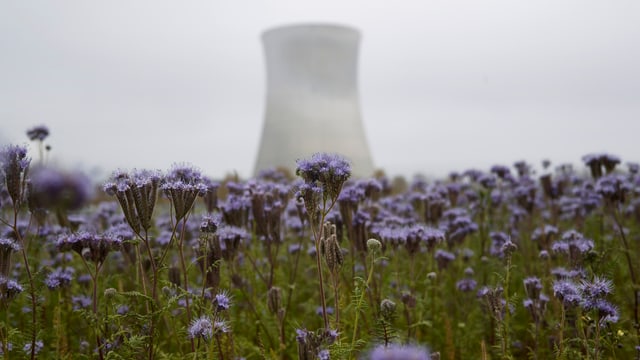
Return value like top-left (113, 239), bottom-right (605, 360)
top-left (1, 126), bottom-right (639, 359)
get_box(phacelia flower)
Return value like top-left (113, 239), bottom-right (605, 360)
top-left (0, 277), bottom-right (23, 301)
top-left (29, 166), bottom-right (93, 211)
top-left (188, 315), bottom-right (213, 340)
top-left (213, 290), bottom-right (232, 312)
top-left (26, 125), bottom-right (49, 141)
top-left (104, 169), bottom-right (162, 233)
top-left (0, 145), bottom-right (31, 206)
top-left (296, 153), bottom-right (351, 206)
top-left (161, 163), bottom-right (208, 222)
top-left (0, 238), bottom-right (20, 277)
top-left (45, 267), bottom-right (75, 290)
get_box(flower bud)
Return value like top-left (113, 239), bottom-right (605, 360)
top-left (367, 238), bottom-right (381, 253)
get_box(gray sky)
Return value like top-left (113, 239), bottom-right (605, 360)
top-left (1, 1), bottom-right (639, 179)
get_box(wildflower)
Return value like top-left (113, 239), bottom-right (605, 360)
top-left (213, 318), bottom-right (231, 334)
top-left (368, 344), bottom-right (431, 360)
top-left (296, 153), bottom-right (351, 203)
top-left (116, 304), bottom-right (129, 315)
top-left (596, 174), bottom-right (631, 204)
top-left (44, 267), bottom-right (74, 290)
top-left (456, 278), bottom-right (477, 292)
top-left (56, 231), bottom-right (121, 264)
top-left (553, 280), bottom-right (581, 306)
top-left (188, 316), bottom-right (213, 340)
top-left (214, 290), bottom-right (232, 312)
top-left (380, 299), bottom-right (397, 322)
top-left (72, 295), bottom-right (92, 310)
top-left (490, 165), bottom-right (511, 179)
top-left (0, 145), bottom-right (31, 206)
top-left (434, 249), bottom-right (455, 270)
top-left (215, 225), bottom-right (247, 261)
top-left (161, 164), bottom-right (207, 222)
top-left (367, 238), bottom-right (382, 253)
top-left (321, 222), bottom-right (343, 272)
top-left (28, 166), bottom-right (93, 211)
top-left (22, 340), bottom-right (43, 356)
top-left (0, 238), bottom-right (20, 277)
top-left (318, 349), bottom-right (330, 360)
top-left (583, 153), bottom-right (620, 179)
top-left (0, 277), bottom-right (23, 301)
top-left (267, 286), bottom-right (282, 315)
top-left (523, 277), bottom-right (542, 299)
top-left (104, 169), bottom-right (162, 233)
top-left (26, 125), bottom-right (49, 141)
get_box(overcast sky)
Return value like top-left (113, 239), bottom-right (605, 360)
top-left (1, 1), bottom-right (639, 180)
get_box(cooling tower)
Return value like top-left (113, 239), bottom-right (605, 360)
top-left (253, 24), bottom-right (374, 177)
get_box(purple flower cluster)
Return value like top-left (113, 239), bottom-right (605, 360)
top-left (104, 169), bottom-right (162, 233)
top-left (188, 315), bottom-right (213, 340)
top-left (44, 267), bottom-right (75, 290)
top-left (162, 164), bottom-right (207, 222)
top-left (26, 125), bottom-right (50, 141)
top-left (56, 231), bottom-right (122, 264)
top-left (29, 166), bottom-right (93, 211)
top-left (296, 153), bottom-right (351, 208)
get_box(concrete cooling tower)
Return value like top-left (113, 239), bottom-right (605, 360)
top-left (253, 24), bottom-right (374, 177)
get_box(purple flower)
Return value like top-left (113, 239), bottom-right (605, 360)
top-left (56, 231), bottom-right (121, 264)
top-left (296, 153), bottom-right (351, 204)
top-left (22, 340), bottom-right (43, 355)
top-left (161, 166), bottom-right (208, 222)
top-left (104, 169), bottom-right (162, 233)
top-left (26, 125), bottom-right (50, 141)
top-left (368, 344), bottom-right (431, 360)
top-left (72, 295), bottom-right (92, 310)
top-left (213, 318), bottom-right (230, 334)
top-left (523, 277), bottom-right (542, 299)
top-left (434, 249), bottom-right (455, 270)
top-left (0, 238), bottom-right (20, 277)
top-left (490, 165), bottom-right (511, 179)
top-left (553, 280), bottom-right (581, 306)
top-left (214, 290), bottom-right (232, 312)
top-left (45, 267), bottom-right (75, 290)
top-left (295, 328), bottom-right (308, 344)
top-left (29, 166), bottom-right (93, 211)
top-left (456, 278), bottom-right (477, 292)
top-left (579, 276), bottom-right (613, 300)
top-left (0, 277), bottom-right (23, 301)
top-left (188, 315), bottom-right (213, 340)
top-left (318, 349), bottom-right (330, 360)
top-left (0, 145), bottom-right (31, 206)
top-left (116, 305), bottom-right (129, 315)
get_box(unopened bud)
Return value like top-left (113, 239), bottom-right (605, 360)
top-left (104, 288), bottom-right (117, 300)
top-left (380, 299), bottom-right (397, 322)
top-left (267, 286), bottom-right (282, 315)
top-left (367, 238), bottom-right (382, 253)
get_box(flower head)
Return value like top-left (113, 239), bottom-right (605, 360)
top-left (26, 126), bottom-right (49, 141)
top-left (0, 145), bottom-right (31, 206)
top-left (188, 315), bottom-right (213, 340)
top-left (296, 153), bottom-right (351, 205)
top-left (29, 166), bottom-right (93, 211)
top-left (213, 290), bottom-right (232, 312)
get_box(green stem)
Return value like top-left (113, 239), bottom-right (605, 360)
top-left (350, 248), bottom-right (376, 359)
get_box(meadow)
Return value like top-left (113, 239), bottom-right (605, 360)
top-left (1, 126), bottom-right (639, 359)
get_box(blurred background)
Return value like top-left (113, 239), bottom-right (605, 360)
top-left (1, 0), bottom-right (639, 179)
